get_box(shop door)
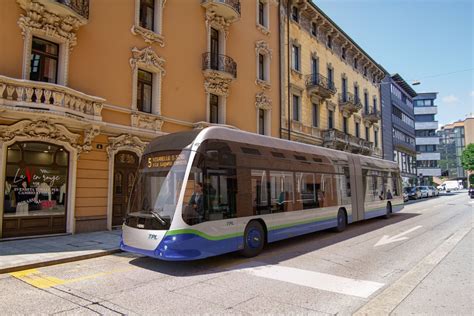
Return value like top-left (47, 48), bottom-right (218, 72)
top-left (112, 151), bottom-right (139, 226)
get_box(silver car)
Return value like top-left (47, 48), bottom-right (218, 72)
top-left (429, 186), bottom-right (439, 197)
top-left (416, 186), bottom-right (429, 198)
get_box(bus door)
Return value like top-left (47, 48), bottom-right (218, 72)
top-left (350, 156), bottom-right (365, 222)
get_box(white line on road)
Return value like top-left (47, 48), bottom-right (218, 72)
top-left (238, 263), bottom-right (384, 298)
top-left (354, 225), bottom-right (472, 315)
top-left (374, 225), bottom-right (422, 247)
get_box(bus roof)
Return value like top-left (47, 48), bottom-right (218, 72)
top-left (145, 127), bottom-right (399, 171)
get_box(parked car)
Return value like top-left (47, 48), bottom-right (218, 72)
top-left (469, 186), bottom-right (474, 199)
top-left (417, 186), bottom-right (429, 198)
top-left (403, 191), bottom-right (409, 202)
top-left (429, 186), bottom-right (439, 197)
top-left (404, 187), bottom-right (421, 200)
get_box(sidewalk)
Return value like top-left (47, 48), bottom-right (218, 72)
top-left (0, 230), bottom-right (122, 274)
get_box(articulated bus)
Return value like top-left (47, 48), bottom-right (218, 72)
top-left (121, 127), bottom-right (403, 260)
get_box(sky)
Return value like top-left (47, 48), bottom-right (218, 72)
top-left (314, 0), bottom-right (473, 127)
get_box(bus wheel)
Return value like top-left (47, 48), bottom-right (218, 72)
top-left (384, 202), bottom-right (392, 219)
top-left (335, 209), bottom-right (347, 232)
top-left (240, 221), bottom-right (265, 257)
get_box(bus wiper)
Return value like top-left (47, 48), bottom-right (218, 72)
top-left (150, 209), bottom-right (168, 226)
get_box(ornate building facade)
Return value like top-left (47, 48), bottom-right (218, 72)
top-left (280, 0), bottom-right (385, 157)
top-left (0, 0), bottom-right (281, 238)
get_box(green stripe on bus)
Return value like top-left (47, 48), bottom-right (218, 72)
top-left (268, 215), bottom-right (335, 231)
top-left (166, 229), bottom-right (243, 241)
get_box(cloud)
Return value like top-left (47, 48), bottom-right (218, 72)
top-left (442, 95), bottom-right (459, 104)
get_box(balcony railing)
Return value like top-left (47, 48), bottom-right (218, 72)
top-left (338, 92), bottom-right (362, 114)
top-left (323, 129), bottom-right (374, 155)
top-left (364, 108), bottom-right (381, 124)
top-left (202, 52), bottom-right (237, 78)
top-left (55, 0), bottom-right (89, 19)
top-left (0, 75), bottom-right (104, 120)
top-left (201, 0), bottom-right (241, 21)
top-left (305, 73), bottom-right (336, 99)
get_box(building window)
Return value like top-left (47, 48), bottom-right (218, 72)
top-left (258, 53), bottom-right (265, 81)
top-left (328, 110), bottom-right (334, 129)
top-left (374, 130), bottom-right (378, 147)
top-left (210, 28), bottom-right (220, 69)
top-left (364, 92), bottom-right (369, 113)
top-left (210, 94), bottom-right (219, 124)
top-left (312, 103), bottom-right (318, 127)
top-left (373, 97), bottom-right (377, 111)
top-left (258, 0), bottom-right (265, 26)
top-left (292, 94), bottom-right (300, 121)
top-left (366, 126), bottom-right (370, 141)
top-left (30, 37), bottom-right (59, 84)
top-left (291, 6), bottom-right (299, 22)
top-left (343, 117), bottom-right (348, 134)
top-left (341, 77), bottom-right (348, 100)
top-left (341, 47), bottom-right (346, 60)
top-left (355, 122), bottom-right (360, 138)
top-left (327, 35), bottom-right (332, 49)
top-left (354, 58), bottom-right (358, 69)
top-left (139, 0), bottom-right (155, 31)
top-left (292, 44), bottom-right (300, 71)
top-left (311, 22), bottom-right (317, 37)
top-left (354, 85), bottom-right (359, 103)
top-left (137, 69), bottom-right (153, 113)
top-left (258, 108), bottom-right (266, 135)
top-left (364, 66), bottom-right (368, 77)
top-left (327, 67), bottom-right (334, 88)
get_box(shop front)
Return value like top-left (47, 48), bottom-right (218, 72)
top-left (3, 142), bottom-right (69, 238)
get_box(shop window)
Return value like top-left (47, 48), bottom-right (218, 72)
top-left (3, 142), bottom-right (68, 237)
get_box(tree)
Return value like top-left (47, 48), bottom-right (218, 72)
top-left (461, 144), bottom-right (474, 171)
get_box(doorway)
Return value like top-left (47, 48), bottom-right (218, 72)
top-left (112, 151), bottom-right (139, 226)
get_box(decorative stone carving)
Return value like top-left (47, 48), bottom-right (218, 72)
top-left (256, 23), bottom-right (270, 36)
top-left (203, 71), bottom-right (233, 97)
top-left (130, 46), bottom-right (166, 75)
top-left (0, 119), bottom-right (81, 146)
top-left (205, 11), bottom-right (231, 37)
top-left (255, 92), bottom-right (272, 110)
top-left (17, 0), bottom-right (84, 51)
top-left (255, 79), bottom-right (271, 90)
top-left (131, 112), bottom-right (164, 131)
top-left (255, 40), bottom-right (272, 59)
top-left (79, 125), bottom-right (101, 153)
top-left (106, 134), bottom-right (147, 156)
top-left (131, 25), bottom-right (165, 46)
top-left (326, 101), bottom-right (336, 111)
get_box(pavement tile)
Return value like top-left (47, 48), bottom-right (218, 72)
top-left (232, 296), bottom-right (328, 315)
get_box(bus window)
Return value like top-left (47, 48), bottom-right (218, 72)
top-left (206, 169), bottom-right (237, 220)
top-left (296, 172), bottom-right (318, 210)
top-left (269, 171), bottom-right (294, 212)
top-left (251, 169), bottom-right (269, 215)
top-left (321, 174), bottom-right (338, 207)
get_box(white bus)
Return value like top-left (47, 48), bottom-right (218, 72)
top-left (121, 127), bottom-right (404, 260)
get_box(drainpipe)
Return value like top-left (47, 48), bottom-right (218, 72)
top-left (278, 0), bottom-right (282, 139)
top-left (286, 0), bottom-right (291, 140)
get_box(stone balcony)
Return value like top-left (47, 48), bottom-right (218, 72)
top-left (322, 129), bottom-right (374, 155)
top-left (201, 0), bottom-right (241, 22)
top-left (0, 75), bottom-right (104, 121)
top-left (305, 73), bottom-right (336, 100)
top-left (363, 108), bottom-right (381, 125)
top-left (338, 92), bottom-right (362, 115)
top-left (202, 53), bottom-right (237, 96)
top-left (22, 0), bottom-right (89, 23)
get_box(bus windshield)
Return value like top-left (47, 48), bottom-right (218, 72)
top-left (128, 150), bottom-right (190, 224)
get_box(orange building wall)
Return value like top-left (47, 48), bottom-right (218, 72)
top-left (0, 0), bottom-right (26, 78)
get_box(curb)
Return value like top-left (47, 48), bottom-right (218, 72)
top-left (0, 248), bottom-right (122, 275)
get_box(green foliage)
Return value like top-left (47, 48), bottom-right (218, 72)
top-left (461, 144), bottom-right (474, 171)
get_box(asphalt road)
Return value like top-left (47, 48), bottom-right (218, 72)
top-left (1, 192), bottom-right (472, 315)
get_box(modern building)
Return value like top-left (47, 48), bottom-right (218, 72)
top-left (413, 92), bottom-right (441, 184)
top-left (438, 116), bottom-right (474, 181)
top-left (380, 74), bottom-right (417, 186)
top-left (280, 0), bottom-right (386, 157)
top-left (0, 0), bottom-right (281, 238)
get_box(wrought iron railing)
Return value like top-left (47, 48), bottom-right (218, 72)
top-left (56, 0), bottom-right (89, 19)
top-left (339, 91), bottom-right (356, 104)
top-left (202, 52), bottom-right (237, 78)
top-left (305, 73), bottom-right (336, 93)
top-left (202, 0), bottom-right (241, 15)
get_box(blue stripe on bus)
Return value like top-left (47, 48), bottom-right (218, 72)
top-left (267, 217), bottom-right (337, 243)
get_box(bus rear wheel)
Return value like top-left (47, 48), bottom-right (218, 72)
top-left (240, 221), bottom-right (265, 258)
top-left (384, 202), bottom-right (392, 219)
top-left (335, 209), bottom-right (347, 232)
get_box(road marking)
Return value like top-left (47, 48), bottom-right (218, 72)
top-left (10, 267), bottom-right (135, 289)
top-left (374, 225), bottom-right (422, 247)
top-left (354, 225), bottom-right (472, 315)
top-left (239, 263), bottom-right (384, 298)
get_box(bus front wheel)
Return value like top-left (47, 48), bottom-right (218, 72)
top-left (240, 221), bottom-right (265, 257)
